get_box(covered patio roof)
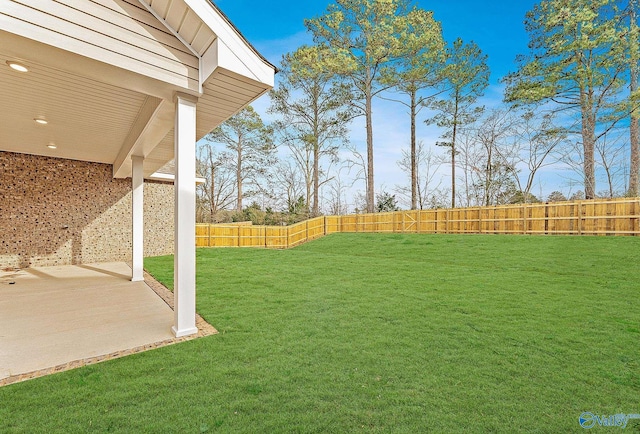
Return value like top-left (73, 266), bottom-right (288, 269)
top-left (0, 0), bottom-right (275, 178)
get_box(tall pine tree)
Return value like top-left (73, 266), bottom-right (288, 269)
top-left (504, 0), bottom-right (624, 199)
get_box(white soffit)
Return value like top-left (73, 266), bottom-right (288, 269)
top-left (0, 51), bottom-right (148, 165)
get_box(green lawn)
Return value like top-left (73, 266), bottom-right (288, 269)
top-left (1, 234), bottom-right (639, 433)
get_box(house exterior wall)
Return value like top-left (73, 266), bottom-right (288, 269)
top-left (0, 0), bottom-right (199, 91)
top-left (0, 152), bottom-right (174, 269)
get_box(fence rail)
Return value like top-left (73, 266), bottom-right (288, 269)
top-left (196, 198), bottom-right (640, 248)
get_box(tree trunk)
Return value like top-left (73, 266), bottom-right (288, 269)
top-left (484, 143), bottom-right (492, 207)
top-left (237, 141), bottom-right (243, 213)
top-left (306, 175), bottom-right (312, 215)
top-left (631, 111), bottom-right (639, 197)
top-left (463, 156), bottom-right (471, 207)
top-left (451, 96), bottom-right (459, 209)
top-left (630, 108), bottom-right (639, 197)
top-left (629, 0), bottom-right (639, 196)
top-left (410, 89), bottom-right (417, 210)
top-left (313, 137), bottom-right (320, 216)
top-left (580, 89), bottom-right (596, 199)
top-left (365, 82), bottom-right (375, 213)
top-left (312, 92), bottom-right (320, 217)
top-left (210, 165), bottom-right (216, 222)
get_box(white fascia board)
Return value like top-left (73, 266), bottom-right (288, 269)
top-left (215, 38), bottom-right (275, 88)
top-left (184, 0), bottom-right (275, 86)
top-left (201, 38), bottom-right (268, 86)
top-left (200, 36), bottom-right (219, 83)
top-left (147, 172), bottom-right (175, 182)
top-left (148, 172), bottom-right (206, 185)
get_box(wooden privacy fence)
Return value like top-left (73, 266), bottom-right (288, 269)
top-left (196, 198), bottom-right (640, 248)
top-left (196, 217), bottom-right (327, 248)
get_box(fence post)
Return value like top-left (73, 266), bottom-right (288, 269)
top-left (544, 203), bottom-right (549, 235)
top-left (208, 224), bottom-right (212, 247)
top-left (608, 200), bottom-right (613, 234)
top-left (522, 204), bottom-right (527, 235)
top-left (577, 200), bottom-right (583, 235)
top-left (462, 209), bottom-right (467, 233)
top-left (635, 200), bottom-right (640, 236)
top-left (433, 210), bottom-right (438, 234)
top-left (445, 209), bottom-right (450, 234)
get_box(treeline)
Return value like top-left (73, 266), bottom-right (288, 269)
top-left (196, 0), bottom-right (640, 224)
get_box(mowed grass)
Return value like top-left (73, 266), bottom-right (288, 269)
top-left (1, 234), bottom-right (639, 433)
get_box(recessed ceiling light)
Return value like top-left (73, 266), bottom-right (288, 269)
top-left (6, 61), bottom-right (28, 72)
top-left (47, 144), bottom-right (57, 149)
top-left (34, 118), bottom-right (48, 125)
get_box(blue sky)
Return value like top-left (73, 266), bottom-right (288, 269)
top-left (211, 0), bottom-right (575, 208)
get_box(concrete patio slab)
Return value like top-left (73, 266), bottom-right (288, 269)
top-left (0, 263), bottom-right (178, 382)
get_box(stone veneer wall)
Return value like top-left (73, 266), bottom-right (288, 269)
top-left (0, 152), bottom-right (174, 269)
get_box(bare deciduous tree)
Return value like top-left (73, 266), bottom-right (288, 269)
top-left (596, 132), bottom-right (628, 198)
top-left (395, 141), bottom-right (445, 209)
top-left (509, 111), bottom-right (567, 202)
top-left (474, 109), bottom-right (518, 205)
top-left (269, 160), bottom-right (307, 216)
top-left (196, 144), bottom-right (235, 222)
top-left (323, 167), bottom-right (352, 215)
top-left (206, 106), bottom-right (275, 212)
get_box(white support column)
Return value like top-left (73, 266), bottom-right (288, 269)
top-left (172, 92), bottom-right (198, 338)
top-left (131, 155), bottom-right (144, 282)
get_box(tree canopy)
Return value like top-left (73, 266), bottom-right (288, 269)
top-left (269, 45), bottom-right (353, 216)
top-left (305, 0), bottom-right (444, 212)
top-left (504, 0), bottom-right (625, 199)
